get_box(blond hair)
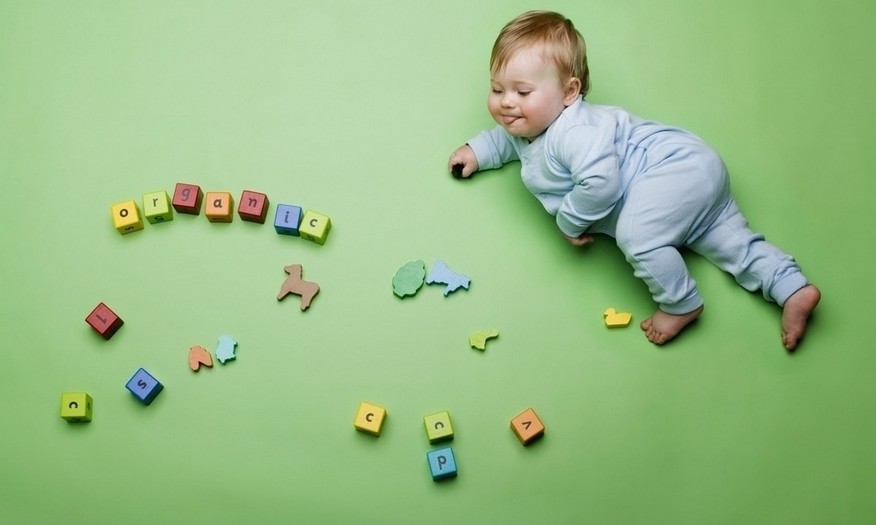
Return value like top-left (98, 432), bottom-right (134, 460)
top-left (490, 10), bottom-right (590, 97)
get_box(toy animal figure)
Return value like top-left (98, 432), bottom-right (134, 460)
top-left (277, 264), bottom-right (320, 311)
top-left (603, 308), bottom-right (633, 328)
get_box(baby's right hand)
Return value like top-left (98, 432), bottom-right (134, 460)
top-left (448, 145), bottom-right (479, 179)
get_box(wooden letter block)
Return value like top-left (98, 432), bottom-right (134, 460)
top-left (85, 302), bottom-right (124, 340)
top-left (424, 410), bottom-right (454, 443)
top-left (510, 408), bottom-right (545, 446)
top-left (274, 204), bottom-right (303, 236)
top-left (426, 447), bottom-right (458, 481)
top-left (110, 200), bottom-right (144, 235)
top-left (171, 183), bottom-right (203, 215)
top-left (205, 192), bottom-right (234, 223)
top-left (125, 368), bottom-right (164, 405)
top-left (238, 190), bottom-right (270, 223)
top-left (142, 190), bottom-right (174, 224)
top-left (60, 392), bottom-right (93, 422)
top-left (299, 210), bottom-right (331, 245)
top-left (354, 402), bottom-right (386, 436)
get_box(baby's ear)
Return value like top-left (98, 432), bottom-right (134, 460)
top-left (564, 77), bottom-right (582, 105)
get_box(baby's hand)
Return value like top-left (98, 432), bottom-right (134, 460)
top-left (563, 232), bottom-right (595, 246)
top-left (448, 145), bottom-right (479, 179)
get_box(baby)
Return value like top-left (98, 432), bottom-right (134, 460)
top-left (448, 10), bottom-right (820, 350)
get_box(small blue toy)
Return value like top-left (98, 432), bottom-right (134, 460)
top-left (125, 368), bottom-right (164, 405)
top-left (425, 260), bottom-right (470, 296)
top-left (426, 447), bottom-right (458, 481)
top-left (215, 335), bottom-right (238, 364)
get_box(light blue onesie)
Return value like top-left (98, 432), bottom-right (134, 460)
top-left (468, 98), bottom-right (808, 314)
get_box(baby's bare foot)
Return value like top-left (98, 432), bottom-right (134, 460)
top-left (640, 305), bottom-right (704, 345)
top-left (782, 285), bottom-right (821, 352)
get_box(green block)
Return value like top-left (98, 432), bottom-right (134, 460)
top-left (424, 410), bottom-right (454, 443)
top-left (60, 392), bottom-right (93, 422)
top-left (143, 190), bottom-right (174, 224)
top-left (299, 210), bottom-right (331, 245)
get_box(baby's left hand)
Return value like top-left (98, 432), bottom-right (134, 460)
top-left (563, 232), bottom-right (594, 246)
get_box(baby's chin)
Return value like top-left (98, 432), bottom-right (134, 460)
top-left (505, 127), bottom-right (546, 142)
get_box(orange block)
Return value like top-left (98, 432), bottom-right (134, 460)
top-left (510, 408), bottom-right (545, 445)
top-left (205, 192), bottom-right (234, 223)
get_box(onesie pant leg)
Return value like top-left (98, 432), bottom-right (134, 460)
top-left (685, 198), bottom-right (808, 306)
top-left (615, 142), bottom-right (727, 315)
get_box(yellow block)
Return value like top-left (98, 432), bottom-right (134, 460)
top-left (299, 210), bottom-right (332, 245)
top-left (110, 200), bottom-right (144, 234)
top-left (143, 190), bottom-right (174, 224)
top-left (354, 402), bottom-right (386, 436)
top-left (60, 392), bottom-right (93, 422)
top-left (205, 192), bottom-right (234, 223)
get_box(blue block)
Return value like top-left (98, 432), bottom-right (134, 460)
top-left (274, 204), bottom-right (303, 236)
top-left (426, 447), bottom-right (458, 481)
top-left (125, 368), bottom-right (164, 405)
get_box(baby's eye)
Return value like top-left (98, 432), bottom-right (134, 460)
top-left (518, 91), bottom-right (532, 97)
top-left (491, 88), bottom-right (503, 94)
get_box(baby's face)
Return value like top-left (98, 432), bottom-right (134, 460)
top-left (488, 45), bottom-right (575, 141)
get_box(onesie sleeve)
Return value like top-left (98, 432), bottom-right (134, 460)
top-left (550, 124), bottom-right (622, 237)
top-left (467, 126), bottom-right (520, 171)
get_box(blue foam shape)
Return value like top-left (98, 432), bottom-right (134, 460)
top-left (426, 447), bottom-right (458, 481)
top-left (125, 368), bottom-right (164, 405)
top-left (425, 260), bottom-right (470, 296)
top-left (274, 204), bottom-right (303, 236)
top-left (215, 334), bottom-right (238, 364)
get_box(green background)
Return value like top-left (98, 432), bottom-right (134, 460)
top-left (2, 1), bottom-right (874, 523)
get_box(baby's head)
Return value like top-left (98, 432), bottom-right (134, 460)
top-left (490, 11), bottom-right (590, 98)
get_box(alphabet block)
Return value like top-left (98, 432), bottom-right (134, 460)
top-left (85, 302), bottom-right (124, 340)
top-left (205, 192), bottom-right (234, 223)
top-left (110, 200), bottom-right (144, 235)
top-left (299, 210), bottom-right (332, 245)
top-left (142, 190), bottom-right (174, 224)
top-left (171, 183), bottom-right (203, 214)
top-left (125, 368), bottom-right (164, 405)
top-left (510, 408), bottom-right (545, 445)
top-left (354, 401), bottom-right (386, 436)
top-left (423, 410), bottom-right (454, 443)
top-left (60, 392), bottom-right (93, 422)
top-left (274, 204), bottom-right (303, 236)
top-left (426, 447), bottom-right (458, 481)
top-left (238, 190), bottom-right (270, 223)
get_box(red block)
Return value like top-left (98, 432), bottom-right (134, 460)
top-left (85, 302), bottom-right (124, 340)
top-left (238, 190), bottom-right (270, 223)
top-left (171, 183), bottom-right (203, 215)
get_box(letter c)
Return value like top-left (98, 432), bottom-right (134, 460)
top-left (366, 412), bottom-right (374, 422)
